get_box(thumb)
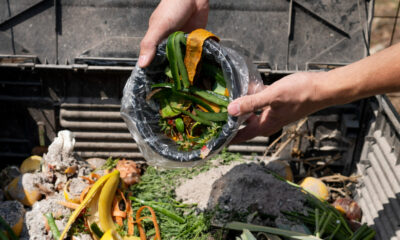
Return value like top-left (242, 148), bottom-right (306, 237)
top-left (138, 34), bottom-right (158, 68)
top-left (227, 88), bottom-right (271, 116)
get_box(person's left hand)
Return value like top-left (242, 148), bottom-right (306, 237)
top-left (138, 0), bottom-right (209, 68)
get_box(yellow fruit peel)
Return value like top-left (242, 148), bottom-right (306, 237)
top-left (300, 177), bottom-right (329, 201)
top-left (98, 171), bottom-right (120, 234)
top-left (63, 180), bottom-right (81, 204)
top-left (6, 175), bottom-right (41, 207)
top-left (20, 155), bottom-right (42, 173)
top-left (100, 229), bottom-right (115, 240)
top-left (59, 170), bottom-right (119, 240)
top-left (184, 29), bottom-right (220, 85)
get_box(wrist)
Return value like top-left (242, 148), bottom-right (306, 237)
top-left (312, 69), bottom-right (358, 109)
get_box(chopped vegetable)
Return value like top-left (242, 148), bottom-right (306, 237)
top-left (116, 160), bottom-right (141, 186)
top-left (44, 213), bottom-right (61, 240)
top-left (0, 231), bottom-right (8, 240)
top-left (175, 118), bottom-right (185, 133)
top-left (189, 87), bottom-right (229, 107)
top-left (0, 215), bottom-right (18, 240)
top-left (148, 29), bottom-right (229, 151)
top-left (167, 31), bottom-right (189, 90)
top-left (194, 109), bottom-right (228, 122)
top-left (136, 206), bottom-right (161, 240)
top-left (130, 197), bottom-right (185, 224)
top-left (90, 222), bottom-right (104, 239)
top-left (184, 29), bottom-right (220, 85)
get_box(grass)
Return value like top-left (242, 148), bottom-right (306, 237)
top-left (128, 148), bottom-right (241, 239)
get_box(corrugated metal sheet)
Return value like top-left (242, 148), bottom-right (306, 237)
top-left (356, 96), bottom-right (400, 240)
top-left (59, 103), bottom-right (269, 160)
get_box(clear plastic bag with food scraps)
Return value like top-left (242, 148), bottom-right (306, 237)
top-left (121, 38), bottom-right (263, 168)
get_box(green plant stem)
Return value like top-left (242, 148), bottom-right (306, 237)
top-left (0, 215), bottom-right (17, 240)
top-left (174, 108), bottom-right (213, 126)
top-left (328, 221), bottom-right (341, 240)
top-left (319, 212), bottom-right (333, 237)
top-left (44, 213), bottom-right (61, 240)
top-left (190, 87), bottom-right (229, 107)
top-left (172, 89), bottom-right (215, 113)
top-left (194, 109), bottom-right (227, 122)
top-left (130, 197), bottom-right (185, 224)
top-left (315, 208), bottom-right (320, 237)
top-left (225, 221), bottom-right (322, 240)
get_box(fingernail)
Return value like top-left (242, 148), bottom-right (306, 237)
top-left (138, 55), bottom-right (147, 68)
top-left (228, 102), bottom-right (240, 116)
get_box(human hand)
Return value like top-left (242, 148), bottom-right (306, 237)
top-left (228, 72), bottom-right (325, 144)
top-left (138, 0), bottom-right (209, 68)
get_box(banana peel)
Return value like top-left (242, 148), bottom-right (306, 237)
top-left (99, 171), bottom-right (121, 240)
top-left (123, 237), bottom-right (141, 240)
top-left (100, 229), bottom-right (115, 240)
top-left (86, 190), bottom-right (101, 240)
top-left (100, 230), bottom-right (141, 240)
top-left (59, 170), bottom-right (119, 240)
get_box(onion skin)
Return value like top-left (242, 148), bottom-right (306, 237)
top-left (332, 198), bottom-right (362, 221)
top-left (116, 160), bottom-right (141, 186)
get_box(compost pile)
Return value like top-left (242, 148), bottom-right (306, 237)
top-left (0, 128), bottom-right (375, 240)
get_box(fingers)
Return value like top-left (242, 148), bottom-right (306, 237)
top-left (139, 0), bottom-right (199, 68)
top-left (227, 87), bottom-right (271, 116)
top-left (230, 114), bottom-right (260, 144)
top-left (138, 36), bottom-right (158, 68)
top-left (230, 109), bottom-right (283, 144)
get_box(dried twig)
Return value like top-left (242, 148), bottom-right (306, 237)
top-left (329, 187), bottom-right (347, 197)
top-left (262, 118), bottom-right (309, 162)
top-left (319, 174), bottom-right (360, 183)
top-left (310, 154), bottom-right (341, 174)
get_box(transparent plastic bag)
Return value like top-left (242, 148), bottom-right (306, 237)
top-left (121, 38), bottom-right (263, 168)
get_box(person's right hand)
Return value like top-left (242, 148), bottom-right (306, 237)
top-left (228, 72), bottom-right (325, 144)
top-left (138, 0), bottom-right (209, 68)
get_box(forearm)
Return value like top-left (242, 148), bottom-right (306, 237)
top-left (315, 43), bottom-right (400, 107)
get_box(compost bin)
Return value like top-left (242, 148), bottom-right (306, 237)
top-left (0, 0), bottom-right (399, 239)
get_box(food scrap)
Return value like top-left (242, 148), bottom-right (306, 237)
top-left (148, 29), bottom-right (230, 151)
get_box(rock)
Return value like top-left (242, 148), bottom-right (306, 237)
top-left (207, 163), bottom-right (306, 226)
top-left (0, 200), bottom-right (25, 237)
top-left (0, 166), bottom-right (21, 189)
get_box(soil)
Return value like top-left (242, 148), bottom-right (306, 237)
top-left (21, 172), bottom-right (41, 192)
top-left (175, 161), bottom-right (243, 209)
top-left (21, 193), bottom-right (71, 240)
top-left (176, 161), bottom-right (306, 228)
top-left (0, 200), bottom-right (25, 227)
top-left (68, 177), bottom-right (89, 196)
